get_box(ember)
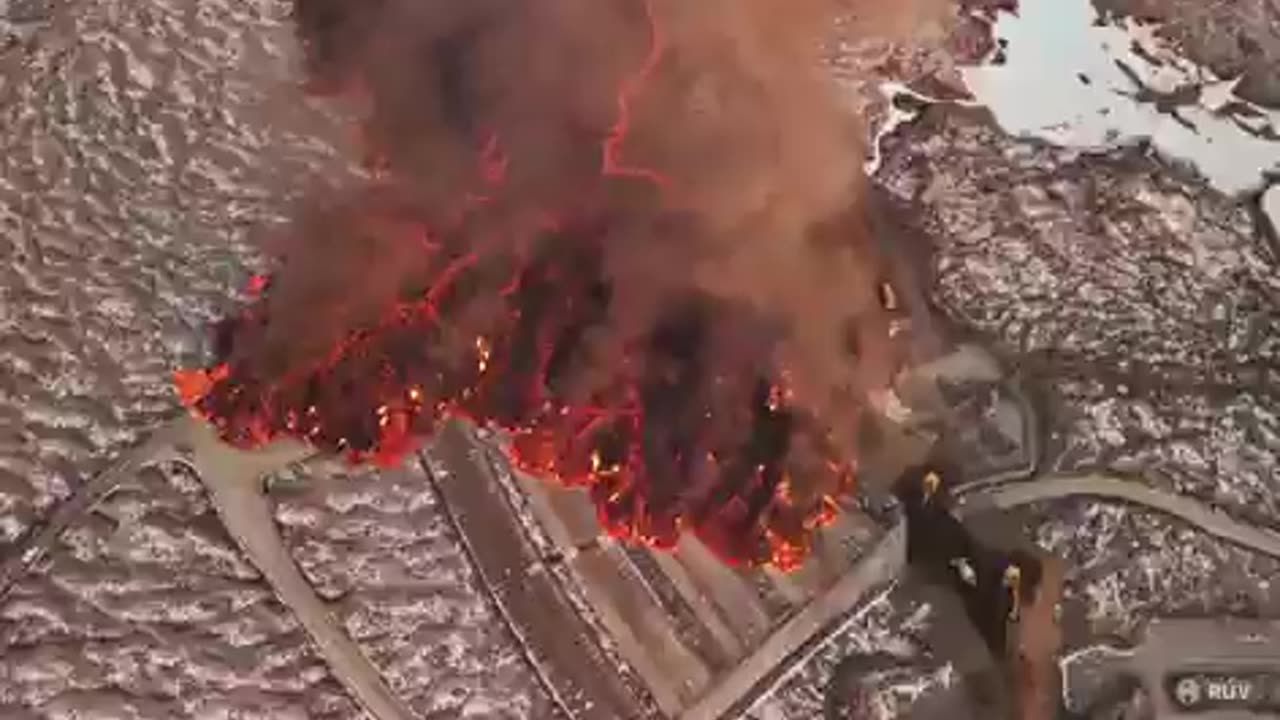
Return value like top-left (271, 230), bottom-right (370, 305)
top-left (176, 0), bottom-right (939, 569)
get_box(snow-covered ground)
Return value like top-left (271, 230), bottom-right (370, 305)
top-left (3, 0), bottom-right (1277, 717)
top-left (0, 1), bottom-right (545, 717)
top-left (964, 0), bottom-right (1280, 197)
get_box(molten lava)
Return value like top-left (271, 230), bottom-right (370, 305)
top-left (176, 0), bottom-right (917, 570)
top-left (177, 219), bottom-right (855, 569)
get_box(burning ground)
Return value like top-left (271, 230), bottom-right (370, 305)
top-left (0, 0), bottom-right (952, 715)
top-left (175, 0), bottom-right (951, 569)
top-left (4, 0), bottom-right (1279, 716)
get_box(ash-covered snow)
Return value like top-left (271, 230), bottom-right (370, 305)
top-left (0, 0), bottom-right (545, 716)
top-left (5, 0), bottom-right (1279, 716)
top-left (271, 457), bottom-right (552, 719)
top-left (746, 589), bottom-right (950, 720)
top-left (0, 0), bottom-right (356, 544)
top-left (877, 103), bottom-right (1280, 525)
top-left (793, 2), bottom-right (1280, 715)
top-left (915, 0), bottom-right (1280, 523)
top-left (1029, 500), bottom-right (1280, 643)
top-left (0, 461), bottom-right (360, 719)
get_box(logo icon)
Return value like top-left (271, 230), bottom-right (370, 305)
top-left (1174, 677), bottom-right (1202, 708)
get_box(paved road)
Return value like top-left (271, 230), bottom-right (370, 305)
top-left (1, 416), bottom-right (416, 720)
top-left (180, 418), bottom-right (419, 720)
top-left (725, 466), bottom-right (1280, 718)
top-left (686, 463), bottom-right (1280, 718)
top-left (8, 413), bottom-right (1280, 720)
top-left (957, 473), bottom-right (1280, 560)
top-left (0, 419), bottom-right (188, 596)
top-left (680, 525), bottom-right (908, 720)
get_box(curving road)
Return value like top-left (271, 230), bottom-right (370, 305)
top-left (928, 345), bottom-right (1280, 560)
top-left (956, 473), bottom-right (1280, 560)
top-left (686, 461), bottom-right (1280, 719)
top-left (0, 420), bottom-right (187, 596)
top-left (7, 408), bottom-right (1280, 720)
top-left (176, 418), bottom-right (420, 720)
top-left (0, 417), bottom-right (416, 720)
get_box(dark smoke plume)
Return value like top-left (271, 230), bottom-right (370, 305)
top-left (286, 0), bottom-right (945, 436)
top-left (181, 0), bottom-right (946, 566)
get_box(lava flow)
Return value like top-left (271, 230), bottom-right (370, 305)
top-left (176, 0), bottom-right (925, 570)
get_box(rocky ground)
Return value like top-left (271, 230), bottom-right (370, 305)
top-left (878, 103), bottom-right (1280, 528)
top-left (761, 103), bottom-right (1280, 716)
top-left (760, 0), bottom-right (1280, 716)
top-left (1031, 500), bottom-right (1280, 642)
top-left (0, 0), bottom-right (355, 545)
top-left (1, 460), bottom-right (362, 719)
top-left (1091, 0), bottom-right (1280, 108)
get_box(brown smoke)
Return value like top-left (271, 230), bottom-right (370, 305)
top-left (264, 0), bottom-right (943, 445)
top-left (174, 0), bottom-right (954, 566)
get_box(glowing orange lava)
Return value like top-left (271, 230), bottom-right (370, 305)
top-left (178, 0), bottom-right (864, 571)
